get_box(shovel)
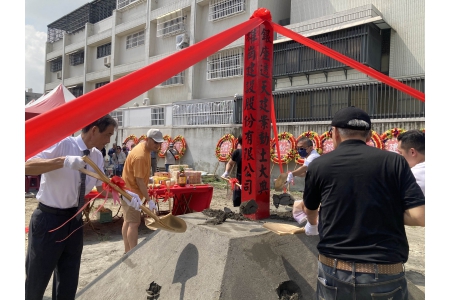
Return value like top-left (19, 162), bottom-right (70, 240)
top-left (80, 155), bottom-right (187, 233)
top-left (262, 222), bottom-right (305, 236)
top-left (274, 172), bottom-right (288, 192)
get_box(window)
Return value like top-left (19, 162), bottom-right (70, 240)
top-left (209, 0), bottom-right (246, 21)
top-left (159, 71), bottom-right (184, 87)
top-left (68, 86), bottom-right (83, 98)
top-left (156, 10), bottom-right (186, 37)
top-left (117, 0), bottom-right (138, 9)
top-left (50, 57), bottom-right (62, 72)
top-left (95, 81), bottom-right (110, 89)
top-left (173, 100), bottom-right (234, 126)
top-left (69, 51), bottom-right (84, 66)
top-left (273, 24), bottom-right (383, 77)
top-left (126, 30), bottom-right (145, 49)
top-left (207, 48), bottom-right (243, 80)
top-left (97, 43), bottom-right (111, 59)
top-left (151, 107), bottom-right (165, 126)
top-left (110, 110), bottom-right (123, 127)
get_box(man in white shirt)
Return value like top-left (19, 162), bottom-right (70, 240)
top-left (286, 137), bottom-right (321, 183)
top-left (286, 137), bottom-right (321, 223)
top-left (25, 115), bottom-right (141, 300)
top-left (397, 130), bottom-right (425, 195)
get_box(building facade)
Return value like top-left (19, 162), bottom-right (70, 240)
top-left (43, 0), bottom-right (425, 184)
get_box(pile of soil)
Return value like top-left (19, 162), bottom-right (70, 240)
top-left (201, 208), bottom-right (252, 224)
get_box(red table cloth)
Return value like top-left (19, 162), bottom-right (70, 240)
top-left (148, 184), bottom-right (214, 216)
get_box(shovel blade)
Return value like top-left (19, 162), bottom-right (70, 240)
top-left (274, 173), bottom-right (288, 192)
top-left (263, 222), bottom-right (305, 235)
top-left (145, 214), bottom-right (187, 233)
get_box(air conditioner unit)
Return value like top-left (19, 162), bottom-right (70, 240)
top-left (176, 33), bottom-right (190, 50)
top-left (104, 56), bottom-right (111, 67)
top-left (56, 71), bottom-right (62, 80)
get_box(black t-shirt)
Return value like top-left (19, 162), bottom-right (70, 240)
top-left (304, 139), bottom-right (424, 264)
top-left (231, 149), bottom-right (242, 181)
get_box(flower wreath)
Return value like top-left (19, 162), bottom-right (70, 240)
top-left (137, 134), bottom-right (147, 143)
top-left (380, 128), bottom-right (406, 153)
top-left (270, 132), bottom-right (296, 164)
top-left (171, 135), bottom-right (186, 160)
top-left (123, 135), bottom-right (138, 149)
top-left (215, 134), bottom-right (236, 162)
top-left (158, 135), bottom-right (171, 158)
top-left (295, 131), bottom-right (322, 164)
top-left (320, 130), bottom-right (334, 155)
top-left (420, 128), bottom-right (425, 133)
top-left (366, 130), bottom-right (383, 149)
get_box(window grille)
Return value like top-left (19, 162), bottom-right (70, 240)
top-left (95, 81), bottom-right (110, 88)
top-left (110, 110), bottom-right (123, 127)
top-left (97, 42), bottom-right (111, 58)
top-left (126, 30), bottom-right (145, 49)
top-left (117, 0), bottom-right (138, 9)
top-left (273, 24), bottom-right (384, 77)
top-left (172, 100), bottom-right (234, 126)
top-left (158, 71), bottom-right (184, 87)
top-left (209, 0), bottom-right (246, 21)
top-left (69, 86), bottom-right (83, 98)
top-left (207, 48), bottom-right (243, 80)
top-left (69, 51), bottom-right (84, 66)
top-left (234, 77), bottom-right (425, 123)
top-left (151, 107), bottom-right (165, 126)
top-left (156, 10), bottom-right (186, 37)
top-left (50, 57), bottom-right (62, 72)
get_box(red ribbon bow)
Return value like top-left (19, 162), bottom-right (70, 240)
top-left (102, 176), bottom-right (126, 205)
top-left (229, 178), bottom-right (240, 190)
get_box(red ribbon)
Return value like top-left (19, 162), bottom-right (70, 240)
top-left (102, 176), bottom-right (126, 205)
top-left (162, 190), bottom-right (174, 202)
top-left (228, 178), bottom-right (240, 190)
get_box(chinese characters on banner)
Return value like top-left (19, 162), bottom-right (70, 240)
top-left (241, 23), bottom-right (273, 220)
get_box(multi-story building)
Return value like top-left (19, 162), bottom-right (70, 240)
top-left (43, 0), bottom-right (424, 180)
top-left (25, 88), bottom-right (43, 105)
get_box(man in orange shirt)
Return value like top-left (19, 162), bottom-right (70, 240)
top-left (121, 129), bottom-right (163, 254)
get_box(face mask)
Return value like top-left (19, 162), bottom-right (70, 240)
top-left (298, 149), bottom-right (308, 158)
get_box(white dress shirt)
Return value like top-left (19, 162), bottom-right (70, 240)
top-left (304, 149), bottom-right (321, 166)
top-left (27, 135), bottom-right (103, 209)
top-left (411, 161), bottom-right (425, 195)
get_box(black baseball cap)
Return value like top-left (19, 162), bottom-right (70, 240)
top-left (331, 106), bottom-right (371, 130)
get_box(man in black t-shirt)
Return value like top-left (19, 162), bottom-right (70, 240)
top-left (302, 107), bottom-right (424, 300)
top-left (222, 136), bottom-right (242, 207)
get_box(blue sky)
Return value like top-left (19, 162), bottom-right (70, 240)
top-left (25, 0), bottom-right (90, 93)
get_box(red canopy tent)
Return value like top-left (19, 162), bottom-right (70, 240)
top-left (25, 84), bottom-right (76, 120)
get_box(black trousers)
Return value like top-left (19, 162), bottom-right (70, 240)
top-left (233, 174), bottom-right (242, 207)
top-left (25, 204), bottom-right (83, 300)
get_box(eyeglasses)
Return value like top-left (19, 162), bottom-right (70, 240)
top-left (328, 127), bottom-right (333, 138)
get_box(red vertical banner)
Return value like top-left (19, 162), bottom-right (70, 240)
top-left (241, 20), bottom-right (273, 220)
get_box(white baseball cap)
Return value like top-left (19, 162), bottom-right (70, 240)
top-left (147, 129), bottom-right (164, 143)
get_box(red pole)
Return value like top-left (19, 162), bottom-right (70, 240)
top-left (241, 9), bottom-right (273, 220)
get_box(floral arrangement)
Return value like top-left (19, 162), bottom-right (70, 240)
top-left (137, 134), bottom-right (147, 143)
top-left (215, 134), bottom-right (235, 162)
top-left (380, 128), bottom-right (406, 153)
top-left (171, 135), bottom-right (187, 160)
top-left (320, 129), bottom-right (334, 155)
top-left (420, 128), bottom-right (425, 133)
top-left (367, 130), bottom-right (383, 149)
top-left (123, 135), bottom-right (138, 147)
top-left (270, 132), bottom-right (296, 164)
top-left (158, 135), bottom-right (171, 158)
top-left (295, 131), bottom-right (322, 164)
top-left (380, 128), bottom-right (406, 142)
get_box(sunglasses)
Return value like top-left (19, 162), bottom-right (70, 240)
top-left (296, 146), bottom-right (311, 152)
